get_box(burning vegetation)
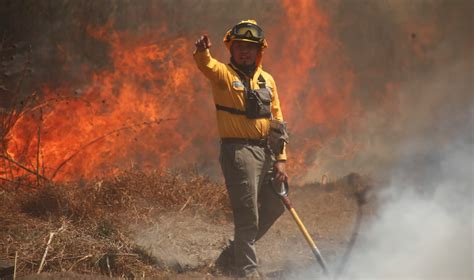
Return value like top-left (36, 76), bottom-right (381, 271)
top-left (0, 0), bottom-right (367, 183)
top-left (0, 0), bottom-right (471, 279)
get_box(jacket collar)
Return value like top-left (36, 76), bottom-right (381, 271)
top-left (229, 60), bottom-right (262, 83)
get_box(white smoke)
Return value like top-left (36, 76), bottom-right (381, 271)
top-left (337, 45), bottom-right (473, 277)
top-left (291, 33), bottom-right (473, 276)
top-left (292, 132), bottom-right (472, 280)
top-left (337, 136), bottom-right (473, 279)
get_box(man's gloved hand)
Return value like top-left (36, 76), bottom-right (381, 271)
top-left (274, 161), bottom-right (288, 184)
top-left (195, 35), bottom-right (212, 52)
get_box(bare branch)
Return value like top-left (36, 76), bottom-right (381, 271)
top-left (36, 108), bottom-right (42, 187)
top-left (51, 118), bottom-right (175, 180)
top-left (0, 154), bottom-right (49, 181)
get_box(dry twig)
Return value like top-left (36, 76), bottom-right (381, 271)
top-left (14, 251), bottom-right (17, 280)
top-left (36, 108), bottom-right (42, 187)
top-left (106, 256), bottom-right (112, 278)
top-left (0, 154), bottom-right (49, 181)
top-left (0, 155), bottom-right (49, 181)
top-left (179, 196), bottom-right (192, 212)
top-left (37, 224), bottom-right (66, 274)
top-left (67, 254), bottom-right (92, 272)
top-left (0, 168), bottom-right (228, 277)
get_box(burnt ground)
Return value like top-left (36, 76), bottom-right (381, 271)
top-left (133, 174), bottom-right (375, 279)
top-left (16, 173), bottom-right (376, 280)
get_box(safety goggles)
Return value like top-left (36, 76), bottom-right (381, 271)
top-left (231, 23), bottom-right (264, 41)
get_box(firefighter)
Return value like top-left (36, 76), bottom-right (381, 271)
top-left (194, 20), bottom-right (288, 278)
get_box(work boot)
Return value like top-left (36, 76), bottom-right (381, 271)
top-left (214, 240), bottom-right (235, 274)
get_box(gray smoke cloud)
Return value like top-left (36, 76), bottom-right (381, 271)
top-left (102, 5), bottom-right (470, 280)
top-left (300, 0), bottom-right (473, 183)
top-left (1, 1), bottom-right (472, 277)
top-left (292, 0), bottom-right (473, 278)
top-left (340, 167), bottom-right (472, 279)
top-left (291, 60), bottom-right (473, 279)
top-left (2, 0), bottom-right (471, 179)
top-left (292, 33), bottom-right (473, 280)
top-left (335, 84), bottom-right (473, 279)
top-left (290, 56), bottom-right (473, 279)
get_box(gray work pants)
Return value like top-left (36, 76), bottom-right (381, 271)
top-left (219, 142), bottom-right (285, 275)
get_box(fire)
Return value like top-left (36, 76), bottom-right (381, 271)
top-left (267, 0), bottom-right (360, 178)
top-left (2, 1), bottom-right (371, 183)
top-left (5, 24), bottom-right (216, 181)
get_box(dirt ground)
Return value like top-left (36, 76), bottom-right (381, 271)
top-left (16, 173), bottom-right (375, 280)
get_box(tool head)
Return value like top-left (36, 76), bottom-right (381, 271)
top-left (271, 178), bottom-right (289, 197)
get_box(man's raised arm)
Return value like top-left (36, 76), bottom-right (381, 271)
top-left (193, 35), bottom-right (228, 82)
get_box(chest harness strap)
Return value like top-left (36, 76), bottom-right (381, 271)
top-left (215, 65), bottom-right (267, 115)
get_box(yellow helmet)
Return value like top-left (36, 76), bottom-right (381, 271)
top-left (223, 20), bottom-right (268, 50)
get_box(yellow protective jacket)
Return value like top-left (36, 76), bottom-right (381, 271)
top-left (193, 49), bottom-right (287, 161)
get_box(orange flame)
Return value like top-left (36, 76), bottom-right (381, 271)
top-left (4, 1), bottom-right (387, 183)
top-left (267, 0), bottom-right (360, 178)
top-left (6, 24), bottom-right (216, 181)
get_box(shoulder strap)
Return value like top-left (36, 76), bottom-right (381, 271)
top-left (215, 104), bottom-right (246, 115)
top-left (218, 66), bottom-right (268, 116)
top-left (257, 74), bottom-right (266, 89)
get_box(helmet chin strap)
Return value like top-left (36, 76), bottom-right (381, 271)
top-left (231, 56), bottom-right (256, 77)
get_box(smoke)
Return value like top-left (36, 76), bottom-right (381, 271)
top-left (0, 0), bottom-right (472, 278)
top-left (292, 0), bottom-right (473, 276)
top-left (282, 0), bottom-right (473, 278)
top-left (0, 0), bottom-right (281, 98)
top-left (290, 55), bottom-right (473, 279)
top-left (1, 0), bottom-right (471, 180)
top-left (298, 0), bottom-right (473, 183)
top-left (0, 0), bottom-right (284, 180)
top-left (335, 135), bottom-right (473, 279)
top-left (335, 4), bottom-right (473, 275)
top-left (292, 70), bottom-right (473, 279)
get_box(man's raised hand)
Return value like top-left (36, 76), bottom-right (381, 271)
top-left (195, 35), bottom-right (212, 52)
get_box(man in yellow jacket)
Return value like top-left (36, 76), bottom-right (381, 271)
top-left (194, 20), bottom-right (288, 278)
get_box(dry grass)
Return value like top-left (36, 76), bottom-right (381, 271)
top-left (0, 168), bottom-right (230, 278)
top-left (0, 40), bottom-right (232, 278)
